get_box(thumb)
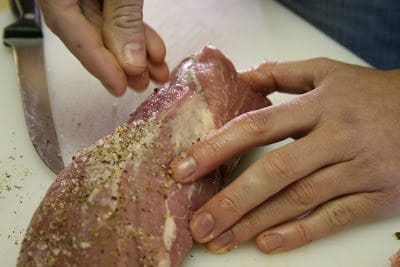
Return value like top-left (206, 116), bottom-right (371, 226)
top-left (102, 0), bottom-right (147, 76)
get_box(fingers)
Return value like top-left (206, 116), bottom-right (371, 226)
top-left (126, 24), bottom-right (169, 89)
top-left (239, 58), bottom-right (341, 95)
top-left (206, 161), bottom-right (359, 253)
top-left (40, 0), bottom-right (127, 96)
top-left (144, 24), bottom-right (167, 64)
top-left (189, 128), bottom-right (351, 244)
top-left (127, 61), bottom-right (169, 90)
top-left (102, 4), bottom-right (168, 90)
top-left (79, 0), bottom-right (102, 29)
top-left (148, 61), bottom-right (169, 83)
top-left (127, 70), bottom-right (150, 91)
top-left (102, 0), bottom-right (147, 76)
top-left (41, 0), bottom-right (168, 95)
top-left (171, 93), bottom-right (321, 183)
top-left (255, 191), bottom-right (391, 253)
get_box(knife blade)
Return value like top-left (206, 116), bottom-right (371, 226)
top-left (3, 0), bottom-right (64, 174)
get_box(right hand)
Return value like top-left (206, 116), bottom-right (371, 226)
top-left (39, 0), bottom-right (169, 96)
top-left (171, 58), bottom-right (400, 254)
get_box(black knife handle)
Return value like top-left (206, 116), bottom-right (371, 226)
top-left (3, 0), bottom-right (43, 47)
top-left (9, 0), bottom-right (19, 17)
top-left (10, 0), bottom-right (39, 18)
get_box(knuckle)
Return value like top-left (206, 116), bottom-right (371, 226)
top-left (322, 204), bottom-right (354, 229)
top-left (359, 154), bottom-right (388, 180)
top-left (44, 16), bottom-right (62, 36)
top-left (383, 189), bottom-right (400, 211)
top-left (202, 137), bottom-right (225, 155)
top-left (264, 150), bottom-right (297, 181)
top-left (334, 104), bottom-right (366, 129)
top-left (313, 57), bottom-right (332, 66)
top-left (239, 110), bottom-right (273, 137)
top-left (39, 2), bottom-right (72, 36)
top-left (303, 91), bottom-right (325, 120)
top-left (313, 57), bottom-right (339, 70)
top-left (111, 3), bottom-right (144, 31)
top-left (333, 128), bottom-right (352, 144)
top-left (294, 221), bottom-right (313, 244)
top-left (329, 128), bottom-right (358, 156)
top-left (39, 6), bottom-right (58, 33)
top-left (312, 57), bottom-right (341, 82)
top-left (215, 194), bottom-right (241, 217)
top-left (41, 14), bottom-right (56, 31)
top-left (363, 192), bottom-right (390, 211)
top-left (286, 180), bottom-right (318, 208)
top-left (234, 214), bottom-right (263, 236)
top-left (38, 0), bottom-right (52, 14)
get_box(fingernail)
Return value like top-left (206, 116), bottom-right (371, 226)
top-left (259, 234), bottom-right (283, 253)
top-left (208, 230), bottom-right (233, 253)
top-left (173, 156), bottom-right (197, 181)
top-left (123, 42), bottom-right (146, 66)
top-left (190, 212), bottom-right (215, 240)
top-left (102, 82), bottom-right (121, 96)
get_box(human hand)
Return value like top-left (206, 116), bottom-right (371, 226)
top-left (171, 58), bottom-right (400, 254)
top-left (39, 0), bottom-right (169, 96)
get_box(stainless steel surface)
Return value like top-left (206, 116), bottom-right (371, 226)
top-left (12, 44), bottom-right (64, 173)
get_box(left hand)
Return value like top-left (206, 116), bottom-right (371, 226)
top-left (171, 58), bottom-right (400, 254)
top-left (40, 0), bottom-right (169, 96)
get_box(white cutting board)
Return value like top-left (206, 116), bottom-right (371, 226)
top-left (0, 1), bottom-right (399, 266)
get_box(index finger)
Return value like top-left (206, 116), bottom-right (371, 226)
top-left (171, 93), bottom-right (321, 183)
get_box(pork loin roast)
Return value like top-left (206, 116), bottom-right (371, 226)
top-left (18, 46), bottom-right (269, 267)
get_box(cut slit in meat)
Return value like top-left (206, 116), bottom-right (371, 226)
top-left (17, 46), bottom-right (270, 267)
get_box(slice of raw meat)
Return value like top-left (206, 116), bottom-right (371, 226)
top-left (17, 46), bottom-right (269, 267)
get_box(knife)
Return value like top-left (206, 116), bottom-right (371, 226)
top-left (3, 0), bottom-right (64, 174)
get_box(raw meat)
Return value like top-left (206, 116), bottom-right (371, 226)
top-left (17, 46), bottom-right (269, 267)
top-left (392, 250), bottom-right (400, 267)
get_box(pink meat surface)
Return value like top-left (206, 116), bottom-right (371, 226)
top-left (392, 250), bottom-right (400, 267)
top-left (17, 46), bottom-right (269, 267)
